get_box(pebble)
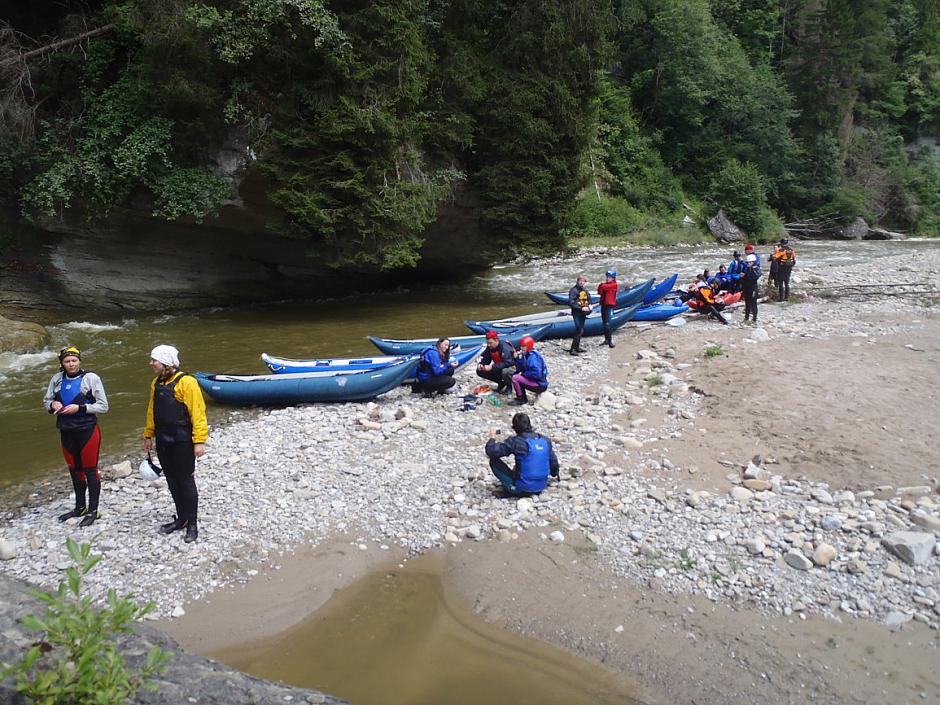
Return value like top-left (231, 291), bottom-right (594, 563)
top-left (0, 540), bottom-right (16, 560)
top-left (549, 531), bottom-right (565, 543)
top-left (784, 551), bottom-right (813, 571)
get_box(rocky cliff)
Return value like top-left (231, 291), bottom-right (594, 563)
top-left (0, 171), bottom-right (490, 317)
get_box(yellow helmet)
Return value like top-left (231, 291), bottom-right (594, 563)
top-left (58, 346), bottom-right (81, 361)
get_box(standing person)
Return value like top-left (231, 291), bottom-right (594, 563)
top-left (744, 243), bottom-right (761, 268)
top-left (43, 346), bottom-right (109, 527)
top-left (568, 274), bottom-right (593, 355)
top-left (596, 269), bottom-right (620, 348)
top-left (772, 238), bottom-right (797, 301)
top-left (768, 243), bottom-right (781, 290)
top-left (742, 253), bottom-right (762, 323)
top-left (485, 413), bottom-right (559, 497)
top-left (509, 336), bottom-right (548, 406)
top-left (415, 337), bottom-right (458, 398)
top-left (144, 345), bottom-right (208, 543)
top-left (727, 251), bottom-right (745, 293)
top-left (475, 330), bottom-right (515, 394)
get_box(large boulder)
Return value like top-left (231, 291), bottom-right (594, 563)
top-left (0, 315), bottom-right (50, 354)
top-left (839, 217), bottom-right (870, 240)
top-left (706, 210), bottom-right (745, 243)
top-left (882, 531), bottom-right (935, 566)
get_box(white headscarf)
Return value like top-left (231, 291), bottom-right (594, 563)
top-left (150, 345), bottom-right (180, 368)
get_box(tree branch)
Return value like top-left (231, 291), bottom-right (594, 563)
top-left (0, 23), bottom-right (114, 68)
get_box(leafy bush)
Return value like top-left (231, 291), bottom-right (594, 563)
top-left (704, 344), bottom-right (723, 358)
top-left (708, 159), bottom-right (768, 234)
top-left (1, 539), bottom-right (170, 705)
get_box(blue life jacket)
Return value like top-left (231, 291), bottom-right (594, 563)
top-left (56, 371), bottom-right (96, 431)
top-left (417, 347), bottom-right (448, 382)
top-left (517, 434), bottom-right (551, 492)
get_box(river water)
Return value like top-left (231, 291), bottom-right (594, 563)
top-left (2, 239), bottom-right (937, 492)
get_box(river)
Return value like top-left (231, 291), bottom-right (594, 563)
top-left (2, 239), bottom-right (937, 493)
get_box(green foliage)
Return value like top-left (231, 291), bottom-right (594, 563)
top-left (1, 539), bottom-right (170, 705)
top-left (704, 344), bottom-right (724, 357)
top-left (708, 159), bottom-right (766, 233)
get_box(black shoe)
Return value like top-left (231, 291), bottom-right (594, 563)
top-left (58, 507), bottom-right (86, 522)
top-left (160, 516), bottom-right (187, 534)
top-left (508, 397), bottom-right (527, 406)
top-left (576, 347), bottom-right (587, 353)
top-left (184, 523), bottom-right (198, 543)
top-left (495, 384), bottom-right (509, 394)
top-left (607, 341), bottom-right (615, 348)
top-left (569, 348), bottom-right (579, 356)
top-left (78, 511), bottom-right (100, 528)
top-left (423, 391), bottom-right (433, 399)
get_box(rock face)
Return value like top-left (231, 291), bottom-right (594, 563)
top-left (0, 315), bottom-right (50, 353)
top-left (0, 573), bottom-right (347, 705)
top-left (706, 209), bottom-right (745, 243)
top-left (0, 175), bottom-right (491, 313)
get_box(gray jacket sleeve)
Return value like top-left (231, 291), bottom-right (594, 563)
top-left (42, 373), bottom-right (61, 412)
top-left (82, 373), bottom-right (110, 414)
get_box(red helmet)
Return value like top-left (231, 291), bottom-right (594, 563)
top-left (744, 244), bottom-right (754, 253)
top-left (485, 330), bottom-right (499, 339)
top-left (519, 336), bottom-right (535, 350)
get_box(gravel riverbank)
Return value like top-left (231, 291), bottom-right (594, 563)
top-left (0, 248), bottom-right (938, 641)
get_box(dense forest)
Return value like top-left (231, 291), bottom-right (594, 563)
top-left (0, 0), bottom-right (938, 270)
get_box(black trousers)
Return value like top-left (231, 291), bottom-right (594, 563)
top-left (476, 367), bottom-right (509, 388)
top-left (571, 312), bottom-right (587, 350)
top-left (743, 284), bottom-right (759, 320)
top-left (777, 266), bottom-right (792, 301)
top-left (157, 440), bottom-right (198, 524)
top-left (600, 305), bottom-right (614, 343)
top-left (417, 369), bottom-right (456, 396)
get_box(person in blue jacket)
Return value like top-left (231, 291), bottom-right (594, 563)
top-left (485, 413), bottom-right (559, 497)
top-left (727, 251), bottom-right (745, 292)
top-left (415, 337), bottom-right (458, 397)
top-left (508, 335), bottom-right (548, 406)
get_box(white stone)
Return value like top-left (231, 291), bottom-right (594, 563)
top-left (0, 540), bottom-right (17, 560)
top-left (730, 487), bottom-right (754, 502)
top-left (812, 543), bottom-right (837, 567)
top-left (749, 328), bottom-right (770, 342)
top-left (171, 605), bottom-right (186, 618)
top-left (784, 551), bottom-right (813, 571)
top-left (549, 531), bottom-right (565, 543)
top-left (109, 460), bottom-right (133, 479)
top-left (534, 392), bottom-right (557, 410)
top-left (745, 538), bottom-right (765, 555)
top-left (883, 531), bottom-right (935, 565)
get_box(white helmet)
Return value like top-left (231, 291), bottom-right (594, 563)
top-left (138, 454), bottom-right (163, 482)
top-left (746, 254), bottom-right (757, 263)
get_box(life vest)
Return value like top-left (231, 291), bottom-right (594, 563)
top-left (153, 373), bottom-right (194, 444)
top-left (490, 340), bottom-right (514, 366)
top-left (576, 289), bottom-right (591, 308)
top-left (517, 434), bottom-right (551, 493)
top-left (778, 247), bottom-right (796, 266)
top-left (55, 371), bottom-right (97, 431)
top-left (698, 286), bottom-right (717, 305)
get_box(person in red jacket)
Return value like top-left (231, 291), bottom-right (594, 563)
top-left (596, 269), bottom-right (619, 348)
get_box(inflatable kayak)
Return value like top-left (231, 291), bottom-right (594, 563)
top-left (194, 358), bottom-right (419, 405)
top-left (630, 302), bottom-right (689, 321)
top-left (688, 291), bottom-right (742, 310)
top-left (464, 302), bottom-right (642, 340)
top-left (367, 324), bottom-right (550, 356)
top-left (543, 278), bottom-right (654, 309)
top-left (262, 345), bottom-right (482, 376)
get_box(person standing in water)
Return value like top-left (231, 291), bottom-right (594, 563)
top-left (44, 346), bottom-right (110, 527)
top-left (144, 345), bottom-right (208, 543)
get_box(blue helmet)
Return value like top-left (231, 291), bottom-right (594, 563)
top-left (606, 269), bottom-right (617, 278)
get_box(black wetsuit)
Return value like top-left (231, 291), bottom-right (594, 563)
top-left (153, 374), bottom-right (198, 527)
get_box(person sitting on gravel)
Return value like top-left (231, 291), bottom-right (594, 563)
top-left (476, 330), bottom-right (516, 394)
top-left (415, 337), bottom-right (458, 398)
top-left (691, 283), bottom-right (729, 325)
top-left (485, 413), bottom-right (559, 497)
top-left (508, 336), bottom-right (548, 406)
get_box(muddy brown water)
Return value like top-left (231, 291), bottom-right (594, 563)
top-left (209, 555), bottom-right (647, 705)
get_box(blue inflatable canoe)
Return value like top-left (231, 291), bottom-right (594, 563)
top-left (544, 275), bottom-right (676, 308)
top-left (194, 357), bottom-right (419, 405)
top-left (262, 345), bottom-right (482, 375)
top-left (367, 324), bottom-right (550, 356)
top-left (464, 302), bottom-right (642, 340)
top-left (630, 302), bottom-right (689, 321)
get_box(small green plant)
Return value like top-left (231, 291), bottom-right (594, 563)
top-left (674, 548), bottom-right (696, 572)
top-left (704, 344), bottom-right (723, 358)
top-left (647, 374), bottom-right (663, 387)
top-left (2, 539), bottom-right (170, 705)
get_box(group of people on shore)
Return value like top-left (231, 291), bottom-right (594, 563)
top-left (681, 238), bottom-right (798, 324)
top-left (44, 345), bottom-right (207, 542)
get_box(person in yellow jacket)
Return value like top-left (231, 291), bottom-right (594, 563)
top-left (144, 344), bottom-right (208, 543)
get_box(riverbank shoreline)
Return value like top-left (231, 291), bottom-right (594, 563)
top-left (2, 248), bottom-right (939, 703)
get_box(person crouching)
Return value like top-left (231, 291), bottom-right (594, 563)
top-left (509, 336), bottom-right (548, 406)
top-left (485, 413), bottom-right (559, 497)
top-left (415, 337), bottom-right (458, 398)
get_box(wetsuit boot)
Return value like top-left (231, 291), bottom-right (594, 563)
top-left (59, 469), bottom-right (87, 521)
top-left (79, 470), bottom-right (101, 527)
top-left (79, 511), bottom-right (100, 528)
top-left (184, 519), bottom-right (198, 543)
top-left (508, 394), bottom-right (528, 406)
top-left (160, 516), bottom-right (187, 534)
